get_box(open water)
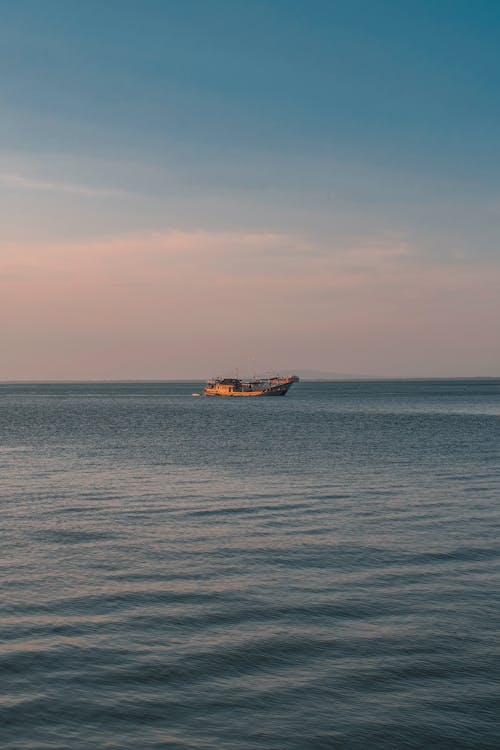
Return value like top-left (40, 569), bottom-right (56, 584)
top-left (1, 380), bottom-right (499, 749)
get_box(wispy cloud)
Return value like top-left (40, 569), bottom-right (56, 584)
top-left (0, 172), bottom-right (127, 197)
top-left (0, 228), bottom-right (412, 286)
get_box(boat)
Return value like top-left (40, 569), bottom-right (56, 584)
top-left (204, 374), bottom-right (299, 397)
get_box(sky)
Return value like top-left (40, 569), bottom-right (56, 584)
top-left (1, 0), bottom-right (499, 379)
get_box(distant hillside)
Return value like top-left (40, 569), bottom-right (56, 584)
top-left (288, 369), bottom-right (378, 380)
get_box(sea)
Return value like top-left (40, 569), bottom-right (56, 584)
top-left (1, 379), bottom-right (499, 750)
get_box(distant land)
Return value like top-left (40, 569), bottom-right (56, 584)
top-left (288, 371), bottom-right (499, 381)
top-left (290, 370), bottom-right (379, 381)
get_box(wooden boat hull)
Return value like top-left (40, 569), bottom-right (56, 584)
top-left (204, 376), bottom-right (298, 397)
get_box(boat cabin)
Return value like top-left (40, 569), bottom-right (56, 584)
top-left (218, 378), bottom-right (242, 392)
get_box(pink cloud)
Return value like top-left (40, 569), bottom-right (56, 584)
top-left (1, 230), bottom-right (499, 378)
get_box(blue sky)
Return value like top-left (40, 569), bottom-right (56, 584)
top-left (1, 1), bottom-right (499, 378)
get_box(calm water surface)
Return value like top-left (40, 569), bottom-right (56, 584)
top-left (1, 380), bottom-right (499, 749)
